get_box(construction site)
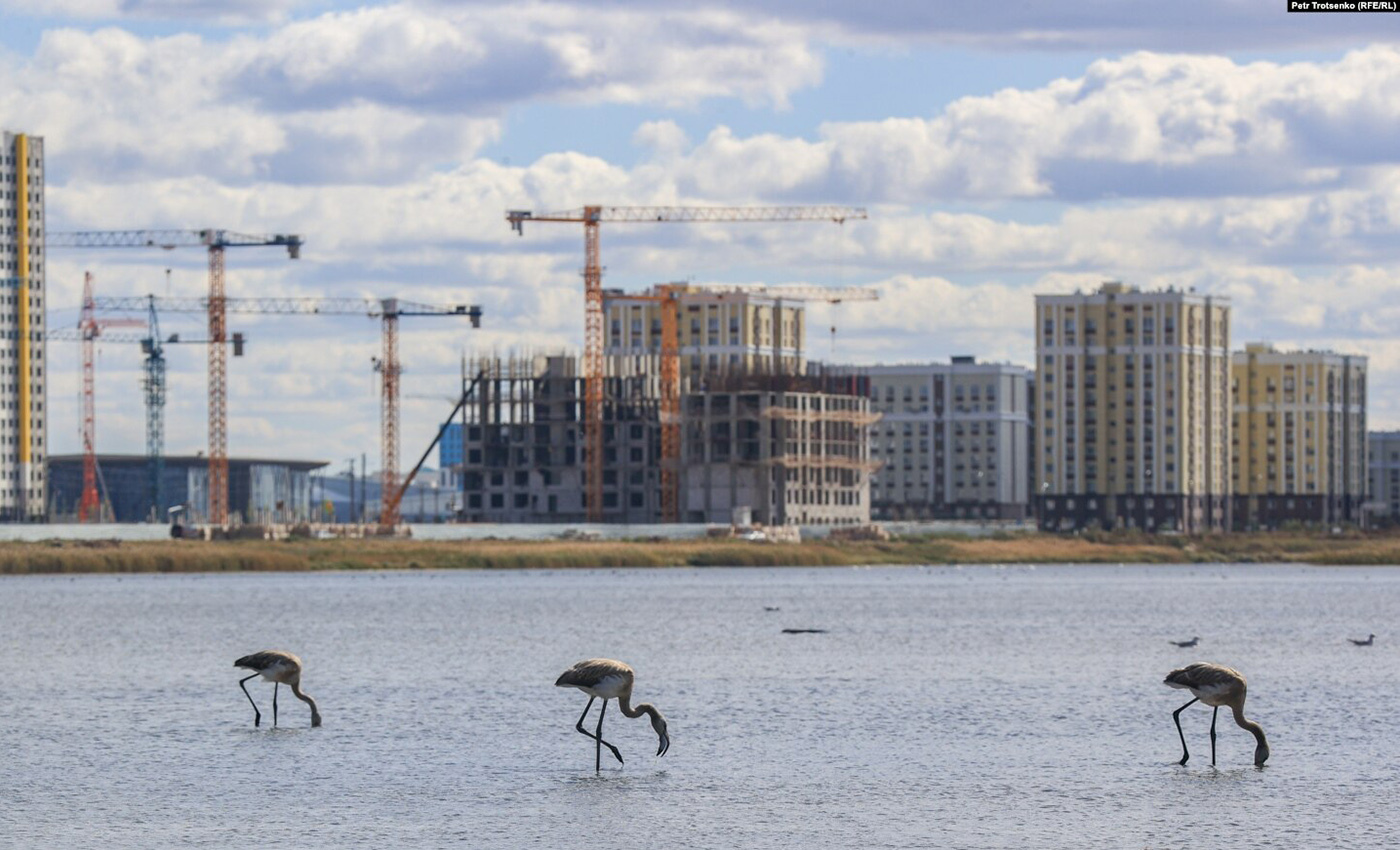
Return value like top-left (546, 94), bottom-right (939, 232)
top-left (14, 134), bottom-right (879, 532)
top-left (453, 348), bottom-right (878, 526)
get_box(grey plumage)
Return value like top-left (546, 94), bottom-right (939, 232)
top-left (1164, 662), bottom-right (1268, 767)
top-left (555, 658), bottom-right (634, 689)
top-left (555, 658), bottom-right (670, 770)
top-left (234, 649), bottom-right (321, 728)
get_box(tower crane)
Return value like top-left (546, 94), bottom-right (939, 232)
top-left (49, 229), bottom-right (302, 524)
top-left (49, 287), bottom-right (230, 521)
top-left (93, 295), bottom-right (482, 526)
top-left (602, 282), bottom-right (879, 522)
top-left (505, 205), bottom-right (868, 521)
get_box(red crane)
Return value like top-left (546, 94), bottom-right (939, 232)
top-left (68, 273), bottom-right (144, 521)
top-left (505, 205), bottom-right (867, 521)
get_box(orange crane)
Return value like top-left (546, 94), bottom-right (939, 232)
top-left (505, 205), bottom-right (867, 521)
top-left (49, 229), bottom-right (302, 525)
top-left (92, 295), bottom-right (481, 526)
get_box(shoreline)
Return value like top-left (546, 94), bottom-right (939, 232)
top-left (1, 531), bottom-right (1399, 574)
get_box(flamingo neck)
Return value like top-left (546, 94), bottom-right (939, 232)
top-left (617, 694), bottom-right (660, 723)
top-left (1232, 703), bottom-right (1268, 762)
top-left (291, 681), bottom-right (322, 727)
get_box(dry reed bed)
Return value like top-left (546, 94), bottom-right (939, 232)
top-left (0, 532), bottom-right (1398, 575)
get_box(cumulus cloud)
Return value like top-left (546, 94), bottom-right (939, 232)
top-left (0, 3), bottom-right (820, 184)
top-left (652, 47), bottom-right (1400, 203)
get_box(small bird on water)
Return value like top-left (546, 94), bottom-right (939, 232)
top-left (234, 650), bottom-right (322, 728)
top-left (1349, 634), bottom-right (1376, 646)
top-left (555, 658), bottom-right (670, 772)
top-left (1170, 636), bottom-right (1201, 648)
top-left (1163, 662), bottom-right (1268, 766)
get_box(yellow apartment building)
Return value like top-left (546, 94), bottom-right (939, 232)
top-left (1, 130), bottom-right (46, 520)
top-left (1035, 282), bottom-right (1231, 532)
top-left (1231, 343), bottom-right (1366, 528)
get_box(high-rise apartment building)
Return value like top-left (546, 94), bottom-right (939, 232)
top-left (604, 285), bottom-right (806, 380)
top-left (1035, 282), bottom-right (1231, 532)
top-left (864, 358), bottom-right (1031, 519)
top-left (1367, 431), bottom-right (1400, 526)
top-left (1231, 344), bottom-right (1366, 528)
top-left (2, 131), bottom-right (46, 521)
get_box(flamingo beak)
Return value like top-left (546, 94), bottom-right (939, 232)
top-left (657, 730), bottom-right (670, 757)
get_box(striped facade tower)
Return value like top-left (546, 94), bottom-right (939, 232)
top-left (2, 131), bottom-right (47, 520)
top-left (1035, 282), bottom-right (1232, 532)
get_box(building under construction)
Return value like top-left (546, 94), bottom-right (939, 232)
top-left (451, 352), bottom-right (877, 526)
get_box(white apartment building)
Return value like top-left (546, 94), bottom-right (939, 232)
top-left (1368, 431), bottom-right (1400, 525)
top-left (865, 358), bottom-right (1031, 520)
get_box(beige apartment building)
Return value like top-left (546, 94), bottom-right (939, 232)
top-left (603, 284), bottom-right (806, 380)
top-left (1, 130), bottom-right (46, 521)
top-left (1035, 282), bottom-right (1231, 532)
top-left (1231, 344), bottom-right (1366, 528)
top-left (864, 358), bottom-right (1031, 520)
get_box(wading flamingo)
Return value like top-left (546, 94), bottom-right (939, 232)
top-left (555, 658), bottom-right (670, 772)
top-left (235, 650), bottom-right (322, 728)
top-left (1164, 662), bottom-right (1268, 766)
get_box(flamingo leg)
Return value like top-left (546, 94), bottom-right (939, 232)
top-left (1172, 697), bottom-right (1198, 765)
top-left (573, 697), bottom-right (624, 768)
top-left (1210, 706), bottom-right (1218, 765)
top-left (273, 682), bottom-right (279, 728)
top-left (239, 673), bottom-right (262, 727)
top-left (595, 698), bottom-right (606, 773)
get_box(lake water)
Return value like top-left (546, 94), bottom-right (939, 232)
top-left (3, 564), bottom-right (1396, 848)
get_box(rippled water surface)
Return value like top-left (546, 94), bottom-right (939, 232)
top-left (4, 564), bottom-right (1398, 848)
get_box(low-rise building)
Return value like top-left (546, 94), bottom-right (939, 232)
top-left (48, 455), bottom-right (327, 523)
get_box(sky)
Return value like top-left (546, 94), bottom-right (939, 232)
top-left (3, 0), bottom-right (1399, 471)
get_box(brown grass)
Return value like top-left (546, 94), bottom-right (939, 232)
top-left (1, 530), bottom-right (1398, 575)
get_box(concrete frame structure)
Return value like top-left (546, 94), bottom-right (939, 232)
top-left (1035, 282), bottom-right (1232, 532)
top-left (451, 353), bottom-right (876, 526)
top-left (1, 130), bottom-right (46, 520)
top-left (1231, 343), bottom-right (1367, 529)
top-left (863, 358), bottom-right (1031, 520)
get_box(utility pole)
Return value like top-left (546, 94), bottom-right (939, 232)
top-left (347, 458), bottom-right (356, 524)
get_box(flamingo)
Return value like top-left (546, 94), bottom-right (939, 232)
top-left (1348, 634), bottom-right (1376, 646)
top-left (555, 658), bottom-right (670, 772)
top-left (234, 650), bottom-right (322, 728)
top-left (1164, 662), bottom-right (1268, 766)
top-left (1169, 636), bottom-right (1201, 648)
